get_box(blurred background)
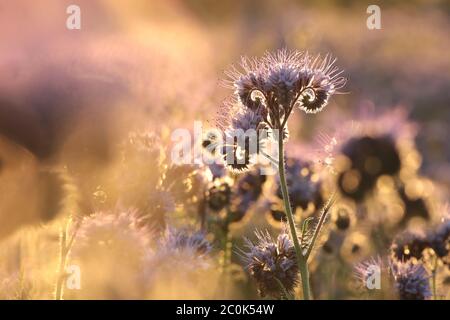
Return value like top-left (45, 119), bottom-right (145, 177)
top-left (0, 0), bottom-right (449, 299)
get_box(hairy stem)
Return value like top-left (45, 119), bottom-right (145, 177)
top-left (277, 136), bottom-right (311, 300)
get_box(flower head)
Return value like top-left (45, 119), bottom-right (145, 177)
top-left (215, 49), bottom-right (345, 172)
top-left (227, 49), bottom-right (346, 121)
top-left (390, 260), bottom-right (432, 300)
top-left (214, 99), bottom-right (270, 172)
top-left (241, 229), bottom-right (299, 298)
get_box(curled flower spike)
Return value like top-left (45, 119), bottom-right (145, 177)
top-left (226, 49), bottom-right (346, 129)
top-left (214, 49), bottom-right (345, 173)
top-left (240, 229), bottom-right (299, 298)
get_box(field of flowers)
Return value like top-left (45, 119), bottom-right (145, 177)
top-left (0, 0), bottom-right (449, 300)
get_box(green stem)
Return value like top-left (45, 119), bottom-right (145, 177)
top-left (278, 136), bottom-right (311, 300)
top-left (432, 255), bottom-right (438, 300)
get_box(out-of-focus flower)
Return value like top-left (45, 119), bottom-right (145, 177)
top-left (265, 156), bottom-right (324, 227)
top-left (241, 229), bottom-right (299, 298)
top-left (390, 260), bottom-right (432, 300)
top-left (275, 158), bottom-right (323, 213)
top-left (72, 209), bottom-right (152, 259)
top-left (391, 230), bottom-right (428, 262)
top-left (144, 227), bottom-right (221, 299)
top-left (331, 202), bottom-right (356, 232)
top-left (207, 179), bottom-right (233, 212)
top-left (320, 108), bottom-right (418, 202)
top-left (68, 209), bottom-right (152, 299)
top-left (337, 135), bottom-right (401, 201)
top-left (426, 218), bottom-right (450, 266)
top-left (204, 164), bottom-right (266, 226)
top-left (158, 227), bottom-right (212, 257)
top-left (340, 231), bottom-right (372, 263)
top-left (391, 217), bottom-right (450, 266)
top-left (0, 271), bottom-right (33, 300)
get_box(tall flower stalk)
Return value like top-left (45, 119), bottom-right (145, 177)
top-left (277, 136), bottom-right (311, 299)
top-left (216, 49), bottom-right (346, 299)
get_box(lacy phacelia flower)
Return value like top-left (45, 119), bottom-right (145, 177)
top-left (215, 49), bottom-right (346, 172)
top-left (390, 261), bottom-right (432, 300)
top-left (241, 229), bottom-right (299, 298)
top-left (214, 100), bottom-right (270, 172)
top-left (319, 108), bottom-right (418, 203)
top-left (227, 49), bottom-right (346, 119)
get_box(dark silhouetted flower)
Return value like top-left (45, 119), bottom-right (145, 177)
top-left (338, 135), bottom-right (401, 201)
top-left (391, 230), bottom-right (428, 262)
top-left (426, 219), bottom-right (450, 264)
